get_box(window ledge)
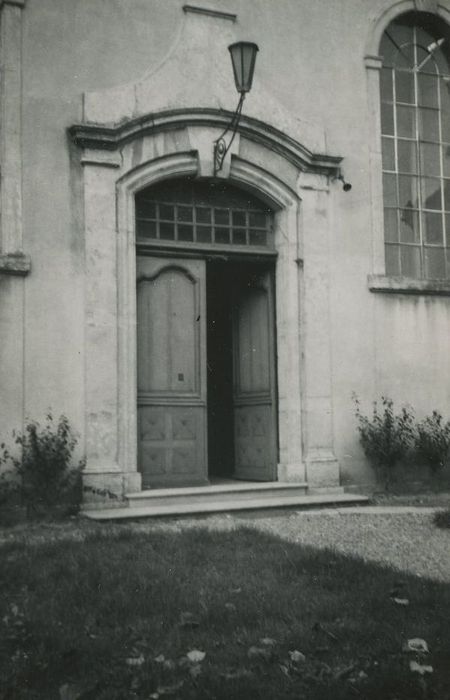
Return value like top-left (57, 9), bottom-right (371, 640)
top-left (368, 275), bottom-right (450, 296)
top-left (0, 253), bottom-right (31, 276)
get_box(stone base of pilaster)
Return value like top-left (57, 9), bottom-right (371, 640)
top-left (305, 450), bottom-right (340, 488)
top-left (82, 469), bottom-right (126, 508)
top-left (123, 471), bottom-right (142, 494)
top-left (277, 461), bottom-right (307, 483)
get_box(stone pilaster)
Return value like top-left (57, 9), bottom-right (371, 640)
top-left (299, 173), bottom-right (340, 487)
top-left (0, 0), bottom-right (26, 258)
top-left (81, 152), bottom-right (125, 499)
top-left (0, 0), bottom-right (27, 444)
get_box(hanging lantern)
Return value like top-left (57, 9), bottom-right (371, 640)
top-left (228, 42), bottom-right (259, 94)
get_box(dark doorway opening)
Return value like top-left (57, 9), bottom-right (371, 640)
top-left (206, 261), bottom-right (234, 478)
top-left (206, 259), bottom-right (278, 480)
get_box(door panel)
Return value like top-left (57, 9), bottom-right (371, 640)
top-left (232, 269), bottom-right (277, 481)
top-left (137, 257), bottom-right (207, 488)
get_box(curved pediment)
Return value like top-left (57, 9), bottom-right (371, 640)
top-left (69, 108), bottom-right (341, 176)
top-left (69, 7), bottom-right (341, 176)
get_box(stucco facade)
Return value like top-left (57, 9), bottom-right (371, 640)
top-left (1, 0), bottom-right (450, 499)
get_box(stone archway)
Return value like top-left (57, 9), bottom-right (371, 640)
top-left (71, 107), bottom-right (343, 499)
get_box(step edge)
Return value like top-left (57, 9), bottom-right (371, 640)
top-left (84, 493), bottom-right (369, 520)
top-left (127, 482), bottom-right (309, 499)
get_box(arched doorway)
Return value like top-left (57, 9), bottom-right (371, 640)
top-left (135, 178), bottom-right (278, 488)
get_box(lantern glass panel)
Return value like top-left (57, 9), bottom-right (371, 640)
top-left (229, 42), bottom-right (258, 93)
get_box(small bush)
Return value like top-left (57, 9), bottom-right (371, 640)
top-left (0, 413), bottom-right (83, 517)
top-left (434, 509), bottom-right (450, 529)
top-left (415, 411), bottom-right (450, 473)
top-left (353, 395), bottom-right (416, 488)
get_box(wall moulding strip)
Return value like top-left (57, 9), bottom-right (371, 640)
top-left (368, 274), bottom-right (450, 296)
top-left (182, 4), bottom-right (237, 21)
top-left (0, 253), bottom-right (30, 275)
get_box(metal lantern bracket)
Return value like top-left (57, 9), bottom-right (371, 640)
top-left (213, 92), bottom-right (246, 175)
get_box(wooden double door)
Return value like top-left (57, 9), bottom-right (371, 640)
top-left (137, 256), bottom-right (278, 488)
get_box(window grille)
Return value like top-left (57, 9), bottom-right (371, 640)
top-left (380, 15), bottom-right (450, 278)
top-left (135, 179), bottom-right (274, 250)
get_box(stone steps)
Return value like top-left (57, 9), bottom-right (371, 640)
top-left (126, 481), bottom-right (309, 508)
top-left (83, 484), bottom-right (369, 521)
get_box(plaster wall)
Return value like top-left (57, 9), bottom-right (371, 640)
top-left (1, 0), bottom-right (449, 487)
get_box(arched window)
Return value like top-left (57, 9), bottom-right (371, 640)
top-left (380, 13), bottom-right (450, 278)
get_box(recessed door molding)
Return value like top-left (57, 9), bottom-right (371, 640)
top-left (75, 114), bottom-right (341, 497)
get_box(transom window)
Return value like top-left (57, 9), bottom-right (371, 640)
top-left (135, 179), bottom-right (274, 251)
top-left (380, 14), bottom-right (450, 278)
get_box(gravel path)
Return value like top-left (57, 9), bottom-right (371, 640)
top-left (143, 508), bottom-right (450, 584)
top-left (1, 509), bottom-right (449, 583)
top-left (119, 508), bottom-right (450, 584)
top-left (235, 510), bottom-right (450, 583)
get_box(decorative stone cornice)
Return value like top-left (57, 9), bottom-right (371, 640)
top-left (0, 253), bottom-right (31, 275)
top-left (69, 109), bottom-right (342, 176)
top-left (0, 0), bottom-right (26, 8)
top-left (183, 5), bottom-right (236, 21)
top-left (80, 150), bottom-right (121, 168)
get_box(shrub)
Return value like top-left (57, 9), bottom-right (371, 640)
top-left (0, 413), bottom-right (83, 516)
top-left (415, 411), bottom-right (450, 473)
top-left (353, 395), bottom-right (416, 488)
top-left (434, 509), bottom-right (450, 529)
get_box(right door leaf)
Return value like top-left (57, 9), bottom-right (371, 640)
top-left (232, 268), bottom-right (277, 481)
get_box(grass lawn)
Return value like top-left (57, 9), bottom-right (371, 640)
top-left (0, 518), bottom-right (449, 699)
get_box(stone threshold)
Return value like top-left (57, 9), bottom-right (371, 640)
top-left (82, 487), bottom-right (369, 521)
top-left (127, 480), bottom-right (309, 499)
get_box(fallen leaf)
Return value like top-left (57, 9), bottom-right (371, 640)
top-left (334, 664), bottom-right (356, 680)
top-left (163, 659), bottom-right (176, 671)
top-left (231, 587), bottom-right (242, 594)
top-left (279, 664), bottom-right (290, 677)
top-left (289, 650), bottom-right (306, 664)
top-left (403, 638), bottom-right (429, 653)
top-left (248, 645), bottom-right (272, 661)
top-left (186, 649), bottom-right (206, 663)
top-left (409, 660), bottom-right (433, 675)
top-left (154, 654), bottom-right (165, 664)
top-left (225, 602), bottom-right (237, 612)
top-left (392, 597), bottom-right (410, 606)
top-left (126, 654), bottom-right (145, 667)
top-left (179, 612), bottom-right (200, 628)
top-left (390, 582), bottom-right (407, 596)
top-left (260, 637), bottom-right (276, 647)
